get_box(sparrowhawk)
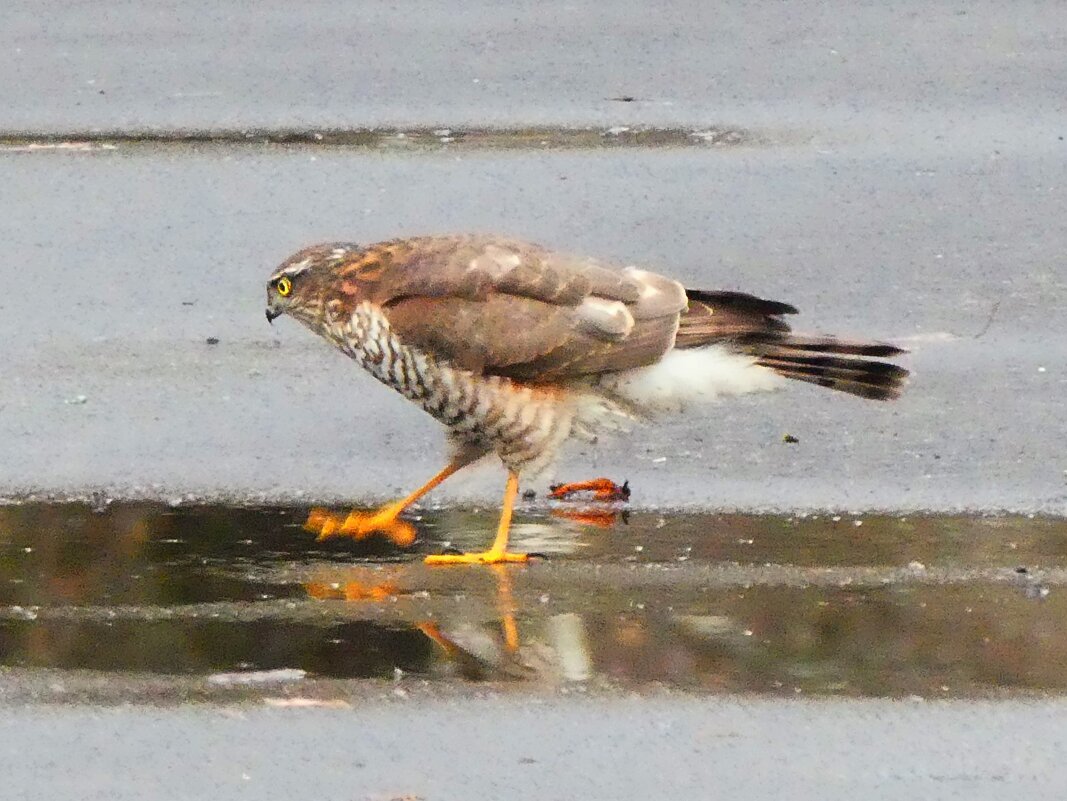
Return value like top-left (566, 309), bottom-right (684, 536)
top-left (265, 234), bottom-right (907, 565)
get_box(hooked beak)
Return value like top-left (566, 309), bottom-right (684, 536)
top-left (265, 307), bottom-right (282, 324)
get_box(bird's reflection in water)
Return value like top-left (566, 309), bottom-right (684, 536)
top-left (305, 564), bottom-right (541, 681)
top-left (298, 488), bottom-right (631, 682)
top-left (550, 506), bottom-right (629, 529)
top-left (296, 484), bottom-right (634, 681)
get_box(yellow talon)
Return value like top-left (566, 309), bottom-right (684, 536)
top-left (304, 506), bottom-right (415, 546)
top-left (425, 471), bottom-right (528, 566)
top-left (301, 460), bottom-right (472, 548)
top-left (301, 465), bottom-right (527, 563)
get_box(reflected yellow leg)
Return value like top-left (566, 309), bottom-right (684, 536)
top-left (418, 565), bottom-right (520, 659)
top-left (425, 471), bottom-right (529, 565)
top-left (415, 622), bottom-right (461, 657)
top-left (493, 565), bottom-right (521, 653)
top-left (305, 460), bottom-right (467, 545)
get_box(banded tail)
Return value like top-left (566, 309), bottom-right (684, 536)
top-left (677, 289), bottom-right (909, 401)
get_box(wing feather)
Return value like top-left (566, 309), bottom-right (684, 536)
top-left (352, 235), bottom-right (685, 381)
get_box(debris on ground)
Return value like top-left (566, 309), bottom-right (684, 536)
top-left (548, 478), bottom-right (631, 502)
top-left (263, 698), bottom-right (352, 709)
top-left (207, 668), bottom-right (307, 686)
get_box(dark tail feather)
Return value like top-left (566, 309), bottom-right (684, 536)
top-left (755, 335), bottom-right (905, 359)
top-left (750, 342), bottom-right (909, 401)
top-left (677, 288), bottom-right (909, 400)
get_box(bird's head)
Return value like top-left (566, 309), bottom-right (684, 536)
top-left (265, 243), bottom-right (360, 325)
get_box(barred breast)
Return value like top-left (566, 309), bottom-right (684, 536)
top-left (322, 302), bottom-right (580, 474)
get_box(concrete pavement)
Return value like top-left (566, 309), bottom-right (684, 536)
top-left (1, 143), bottom-right (1064, 513)
top-left (2, 0), bottom-right (1065, 149)
top-left (2, 696), bottom-right (1066, 801)
top-left (2, 4), bottom-right (1066, 798)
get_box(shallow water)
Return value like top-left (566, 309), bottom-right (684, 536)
top-left (1, 502), bottom-right (1065, 699)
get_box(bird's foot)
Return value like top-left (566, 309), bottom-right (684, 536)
top-left (304, 506), bottom-right (416, 546)
top-left (424, 550), bottom-right (529, 566)
top-left (548, 478), bottom-right (630, 502)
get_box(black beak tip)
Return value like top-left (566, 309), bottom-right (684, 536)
top-left (265, 308), bottom-right (279, 325)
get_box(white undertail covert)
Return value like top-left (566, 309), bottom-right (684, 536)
top-left (595, 346), bottom-right (785, 413)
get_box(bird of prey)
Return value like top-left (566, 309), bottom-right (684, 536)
top-left (265, 234), bottom-right (907, 565)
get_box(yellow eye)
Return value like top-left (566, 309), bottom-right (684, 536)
top-left (276, 276), bottom-right (293, 297)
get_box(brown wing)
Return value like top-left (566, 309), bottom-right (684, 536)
top-left (331, 235), bottom-right (688, 381)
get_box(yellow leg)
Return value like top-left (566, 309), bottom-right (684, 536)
top-left (425, 471), bottom-right (529, 565)
top-left (305, 460), bottom-right (466, 545)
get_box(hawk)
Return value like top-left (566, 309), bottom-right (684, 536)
top-left (265, 234), bottom-right (907, 565)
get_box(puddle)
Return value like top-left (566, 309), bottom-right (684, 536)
top-left (1, 503), bottom-right (1065, 699)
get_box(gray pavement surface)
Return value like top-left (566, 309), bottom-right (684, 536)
top-left (2, 0), bottom-right (1065, 151)
top-left (3, 4), bottom-right (1067, 799)
top-left (3, 696), bottom-right (1066, 800)
top-left (2, 143), bottom-right (1065, 513)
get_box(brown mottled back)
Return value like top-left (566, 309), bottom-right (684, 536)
top-left (320, 235), bottom-right (690, 381)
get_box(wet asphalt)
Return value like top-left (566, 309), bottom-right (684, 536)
top-left (3, 2), bottom-right (1067, 798)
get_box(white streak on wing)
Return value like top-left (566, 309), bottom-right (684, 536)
top-left (624, 268), bottom-right (664, 299)
top-left (602, 346), bottom-right (784, 411)
top-left (623, 267), bottom-right (687, 318)
top-left (576, 297), bottom-right (635, 338)
top-left (468, 245), bottom-right (522, 275)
